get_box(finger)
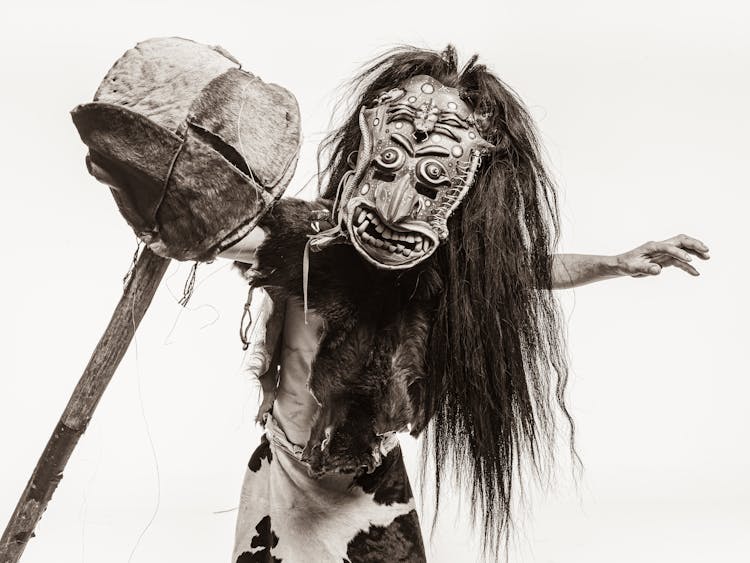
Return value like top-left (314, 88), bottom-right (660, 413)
top-left (632, 261), bottom-right (661, 276)
top-left (649, 242), bottom-right (693, 263)
top-left (667, 259), bottom-right (700, 276)
top-left (671, 234), bottom-right (710, 257)
top-left (683, 247), bottom-right (711, 261)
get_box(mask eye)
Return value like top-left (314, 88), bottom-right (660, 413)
top-left (416, 159), bottom-right (450, 188)
top-left (440, 116), bottom-right (464, 128)
top-left (374, 147), bottom-right (405, 171)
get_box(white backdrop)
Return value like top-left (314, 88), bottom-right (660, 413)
top-left (1, 1), bottom-right (748, 562)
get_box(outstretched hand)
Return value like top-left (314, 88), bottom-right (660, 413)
top-left (615, 234), bottom-right (710, 277)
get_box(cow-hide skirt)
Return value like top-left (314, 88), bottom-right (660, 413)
top-left (232, 414), bottom-right (426, 563)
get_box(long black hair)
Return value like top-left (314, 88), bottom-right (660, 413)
top-left (318, 45), bottom-right (576, 556)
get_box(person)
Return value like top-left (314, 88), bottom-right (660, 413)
top-left (71, 39), bottom-right (708, 563)
top-left (214, 45), bottom-right (709, 563)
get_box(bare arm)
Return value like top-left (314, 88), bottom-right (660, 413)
top-left (551, 234), bottom-right (710, 289)
top-left (217, 226), bottom-right (266, 265)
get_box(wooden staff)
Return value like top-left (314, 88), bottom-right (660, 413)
top-left (0, 248), bottom-right (171, 563)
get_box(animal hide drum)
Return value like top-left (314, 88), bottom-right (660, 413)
top-left (71, 37), bottom-right (301, 261)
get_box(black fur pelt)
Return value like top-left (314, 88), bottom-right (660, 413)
top-left (235, 198), bottom-right (442, 476)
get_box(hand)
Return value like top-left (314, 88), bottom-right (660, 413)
top-left (615, 234), bottom-right (710, 277)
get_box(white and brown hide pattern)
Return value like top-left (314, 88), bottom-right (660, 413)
top-left (232, 415), bottom-right (425, 562)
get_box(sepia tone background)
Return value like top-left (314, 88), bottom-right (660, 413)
top-left (1, 1), bottom-right (747, 561)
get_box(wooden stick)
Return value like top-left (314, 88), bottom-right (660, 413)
top-left (0, 247), bottom-right (171, 563)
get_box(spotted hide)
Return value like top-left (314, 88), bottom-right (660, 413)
top-left (232, 198), bottom-right (433, 561)
top-left (232, 415), bottom-right (426, 562)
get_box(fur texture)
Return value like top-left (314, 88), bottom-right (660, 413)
top-left (237, 198), bottom-right (442, 475)
top-left (72, 37), bottom-right (301, 262)
top-left (314, 45), bottom-right (574, 555)
top-left (236, 44), bottom-right (574, 558)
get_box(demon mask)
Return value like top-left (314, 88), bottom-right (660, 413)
top-left (315, 75), bottom-right (493, 269)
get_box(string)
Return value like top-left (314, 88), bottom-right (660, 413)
top-left (239, 285), bottom-right (254, 350)
top-left (288, 171), bottom-right (319, 199)
top-left (178, 262), bottom-right (198, 307)
top-left (212, 506), bottom-right (239, 515)
top-left (78, 409), bottom-right (103, 563)
top-left (122, 240), bottom-right (143, 287)
top-left (163, 261), bottom-right (228, 346)
top-left (126, 253), bottom-right (162, 563)
top-left (302, 237), bottom-right (312, 325)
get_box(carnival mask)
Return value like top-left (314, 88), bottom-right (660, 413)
top-left (320, 75), bottom-right (493, 269)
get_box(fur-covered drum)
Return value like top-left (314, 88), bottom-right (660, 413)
top-left (71, 37), bottom-right (301, 261)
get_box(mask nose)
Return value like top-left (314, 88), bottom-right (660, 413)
top-left (374, 175), bottom-right (417, 224)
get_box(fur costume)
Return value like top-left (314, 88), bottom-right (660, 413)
top-left (233, 46), bottom-right (573, 560)
top-left (73, 39), bottom-right (573, 562)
